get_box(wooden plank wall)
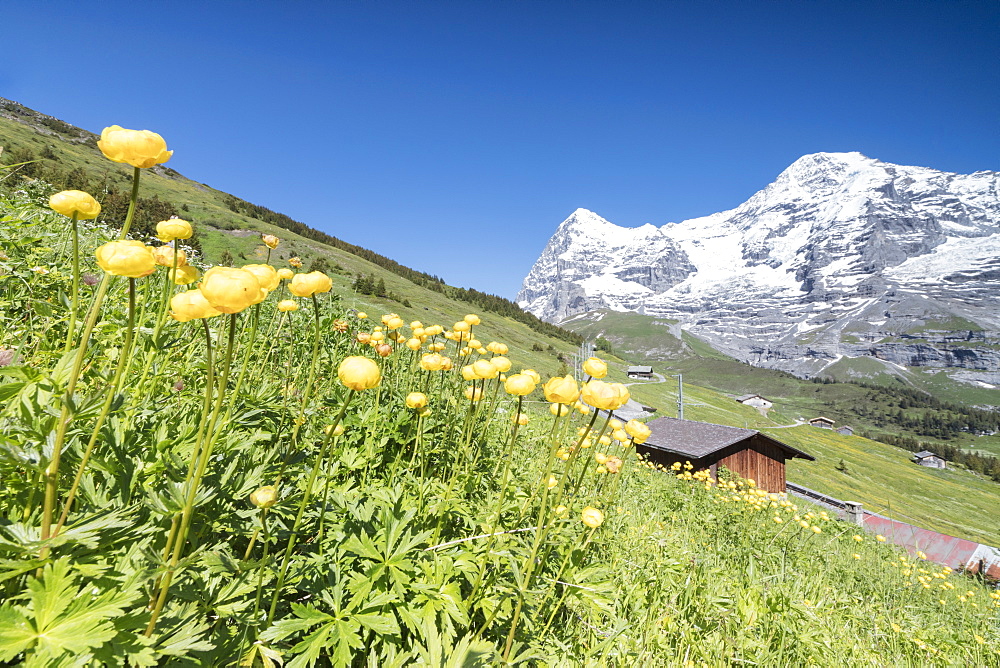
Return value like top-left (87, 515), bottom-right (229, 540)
top-left (717, 435), bottom-right (787, 492)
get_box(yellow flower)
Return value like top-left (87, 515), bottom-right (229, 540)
top-left (514, 413), bottom-right (529, 426)
top-left (853, 535), bottom-right (864, 542)
top-left (464, 314), bottom-right (481, 325)
top-left (811, 526), bottom-right (822, 534)
top-left (406, 337), bottom-right (422, 351)
top-left (471, 359), bottom-right (499, 379)
top-left (876, 535), bottom-right (886, 542)
top-left (489, 356), bottom-right (512, 373)
top-left (95, 240), bottom-right (157, 278)
top-left (582, 356), bottom-right (608, 379)
top-left (543, 375), bottom-right (580, 404)
top-left (581, 380), bottom-right (627, 410)
top-left (338, 356), bottom-right (381, 391)
top-left (277, 267), bottom-right (294, 280)
top-left (916, 550), bottom-right (927, 560)
top-left (242, 264), bottom-right (281, 291)
top-left (249, 485), bottom-right (278, 509)
top-left (98, 125), bottom-right (172, 168)
top-left (152, 246), bottom-right (188, 267)
top-left (324, 423), bottom-right (345, 437)
top-left (554, 505), bottom-right (568, 517)
top-left (547, 475), bottom-right (558, 489)
top-left (464, 385), bottom-right (483, 401)
top-left (521, 368), bottom-right (541, 384)
top-left (375, 343), bottom-right (393, 357)
top-left (625, 419), bottom-right (652, 444)
top-left (356, 311), bottom-right (368, 319)
top-left (420, 353), bottom-right (446, 371)
top-left (170, 290), bottom-right (222, 322)
top-left (405, 392), bottom-right (428, 409)
top-left (168, 265), bottom-right (199, 285)
top-left (612, 429), bottom-right (629, 442)
top-left (262, 234), bottom-right (280, 249)
top-left (289, 271), bottom-right (332, 297)
top-left (504, 373), bottom-right (536, 396)
top-left (581, 507), bottom-right (604, 529)
top-left (49, 190), bottom-right (101, 219)
top-left (487, 341), bottom-right (509, 354)
top-left (605, 456), bottom-right (622, 474)
top-left (155, 218), bottom-right (193, 242)
top-left (289, 256), bottom-right (303, 268)
top-left (549, 403), bottom-right (570, 417)
top-left (198, 266), bottom-right (265, 313)
top-left (277, 299), bottom-right (298, 312)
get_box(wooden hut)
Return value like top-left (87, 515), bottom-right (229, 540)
top-left (809, 416), bottom-right (835, 429)
top-left (626, 365), bottom-right (653, 379)
top-left (913, 451), bottom-right (947, 469)
top-left (636, 417), bottom-right (815, 492)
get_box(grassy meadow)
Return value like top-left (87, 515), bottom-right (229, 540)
top-left (0, 124), bottom-right (998, 666)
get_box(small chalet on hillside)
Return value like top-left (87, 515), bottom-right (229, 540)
top-left (913, 451), bottom-right (947, 469)
top-left (735, 394), bottom-right (773, 410)
top-left (637, 417), bottom-right (816, 493)
top-left (809, 416), bottom-right (835, 429)
top-left (627, 365), bottom-right (653, 379)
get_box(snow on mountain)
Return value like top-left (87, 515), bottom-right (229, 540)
top-left (518, 152), bottom-right (1000, 381)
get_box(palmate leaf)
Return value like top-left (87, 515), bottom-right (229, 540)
top-left (0, 559), bottom-right (137, 664)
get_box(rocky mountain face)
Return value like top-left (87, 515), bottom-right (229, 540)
top-left (518, 152), bottom-right (1000, 384)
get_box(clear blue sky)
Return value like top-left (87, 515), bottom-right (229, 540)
top-left (3, 1), bottom-right (998, 298)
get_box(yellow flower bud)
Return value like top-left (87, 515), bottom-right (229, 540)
top-left (549, 403), bottom-right (570, 417)
top-left (95, 240), bottom-right (157, 278)
top-left (453, 321), bottom-right (470, 332)
top-left (152, 246), bottom-right (188, 267)
top-left (464, 314), bottom-right (481, 325)
top-left (464, 385), bottom-right (483, 401)
top-left (198, 266), bottom-right (265, 313)
top-left (547, 475), bottom-right (558, 489)
top-left (405, 392), bottom-right (428, 409)
top-left (582, 356), bottom-right (608, 379)
top-left (169, 265), bottom-right (199, 285)
top-left (375, 343), bottom-right (393, 357)
top-left (277, 267), bottom-right (294, 280)
top-left (543, 375), bottom-right (580, 404)
top-left (242, 264), bottom-right (280, 291)
top-left (155, 218), bottom-right (193, 242)
top-left (581, 507), bottom-right (604, 529)
top-left (406, 337), bottom-right (422, 350)
top-left (520, 369), bottom-right (541, 384)
top-left (324, 423), bottom-right (345, 437)
top-left (277, 299), bottom-right (298, 312)
top-left (288, 257), bottom-right (303, 268)
top-left (250, 485), bottom-right (278, 509)
top-left (554, 505), bottom-right (568, 516)
top-left (170, 290), bottom-right (222, 322)
top-left (49, 190), bottom-right (101, 219)
top-left (612, 429), bottom-right (629, 442)
top-left (514, 413), bottom-right (529, 426)
top-left (605, 456), bottom-right (622, 474)
top-left (288, 271), bottom-right (332, 297)
top-left (595, 452), bottom-right (608, 465)
top-left (504, 373), bottom-right (536, 396)
top-left (420, 353), bottom-right (445, 371)
top-left (355, 311), bottom-right (368, 319)
top-left (262, 233), bottom-right (280, 249)
top-left (338, 356), bottom-right (381, 391)
top-left (98, 125), bottom-right (172, 168)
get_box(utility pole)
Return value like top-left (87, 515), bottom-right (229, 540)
top-left (671, 373), bottom-right (684, 420)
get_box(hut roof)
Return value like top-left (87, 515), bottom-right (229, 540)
top-left (735, 394), bottom-right (768, 402)
top-left (628, 365), bottom-right (653, 373)
top-left (644, 417), bottom-right (816, 461)
top-left (913, 451), bottom-right (939, 459)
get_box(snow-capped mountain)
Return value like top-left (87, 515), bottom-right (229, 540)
top-left (518, 152), bottom-right (1000, 382)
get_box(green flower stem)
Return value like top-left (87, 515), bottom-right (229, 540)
top-left (53, 278), bottom-right (137, 536)
top-left (502, 406), bottom-right (585, 661)
top-left (266, 392), bottom-right (355, 626)
top-left (39, 166), bottom-right (143, 548)
top-left (289, 294), bottom-right (323, 447)
top-left (63, 212), bottom-right (79, 353)
top-left (145, 313), bottom-right (237, 637)
top-left (539, 526), bottom-right (599, 637)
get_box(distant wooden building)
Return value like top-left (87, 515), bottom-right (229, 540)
top-left (735, 394), bottom-right (773, 410)
top-left (809, 416), bottom-right (835, 429)
top-left (913, 451), bottom-right (947, 469)
top-left (836, 425), bottom-right (854, 436)
top-left (637, 417), bottom-right (816, 493)
top-left (627, 365), bottom-right (653, 379)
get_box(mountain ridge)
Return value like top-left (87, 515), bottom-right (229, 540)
top-left (519, 152), bottom-right (1000, 385)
